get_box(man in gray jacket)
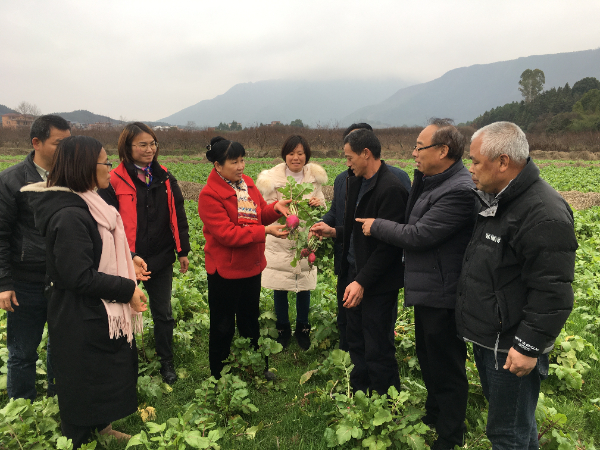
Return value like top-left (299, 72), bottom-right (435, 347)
top-left (358, 118), bottom-right (475, 450)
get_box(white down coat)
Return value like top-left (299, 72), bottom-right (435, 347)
top-left (256, 162), bottom-right (328, 292)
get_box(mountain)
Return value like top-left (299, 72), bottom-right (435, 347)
top-left (343, 48), bottom-right (600, 127)
top-left (52, 110), bottom-right (123, 125)
top-left (0, 104), bottom-right (16, 115)
top-left (159, 79), bottom-right (412, 127)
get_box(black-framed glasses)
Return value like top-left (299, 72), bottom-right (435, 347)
top-left (413, 143), bottom-right (442, 152)
top-left (97, 161), bottom-right (113, 168)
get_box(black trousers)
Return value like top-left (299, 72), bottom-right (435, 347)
top-left (61, 419), bottom-right (109, 449)
top-left (336, 275), bottom-right (349, 351)
top-left (344, 270), bottom-right (400, 395)
top-left (140, 265), bottom-right (174, 363)
top-left (414, 305), bottom-right (468, 448)
top-left (207, 271), bottom-right (261, 377)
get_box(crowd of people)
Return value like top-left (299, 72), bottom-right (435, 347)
top-left (0, 114), bottom-right (577, 449)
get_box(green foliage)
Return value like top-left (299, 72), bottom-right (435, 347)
top-left (0, 396), bottom-right (96, 449)
top-left (290, 119), bottom-right (306, 128)
top-left (323, 387), bottom-right (428, 449)
top-left (222, 336), bottom-right (282, 381)
top-left (519, 69), bottom-right (546, 103)
top-left (215, 121), bottom-right (242, 132)
top-left (548, 331), bottom-right (598, 391)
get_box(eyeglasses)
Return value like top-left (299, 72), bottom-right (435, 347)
top-left (413, 143), bottom-right (442, 152)
top-left (97, 161), bottom-right (113, 168)
top-left (132, 141), bottom-right (158, 150)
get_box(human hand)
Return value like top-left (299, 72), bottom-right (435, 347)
top-left (178, 256), bottom-right (189, 274)
top-left (355, 218), bottom-right (375, 236)
top-left (274, 199), bottom-right (293, 216)
top-left (310, 222), bottom-right (336, 238)
top-left (503, 347), bottom-right (538, 377)
top-left (308, 197), bottom-right (321, 207)
top-left (266, 223), bottom-right (289, 239)
top-left (343, 281), bottom-right (364, 308)
top-left (132, 256), bottom-right (151, 281)
top-left (129, 286), bottom-right (148, 313)
top-left (0, 290), bottom-right (18, 312)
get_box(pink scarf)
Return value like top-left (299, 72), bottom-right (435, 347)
top-left (78, 190), bottom-right (143, 343)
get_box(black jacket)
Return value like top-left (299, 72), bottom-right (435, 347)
top-left (23, 184), bottom-right (138, 426)
top-left (321, 164), bottom-right (411, 275)
top-left (0, 151), bottom-right (47, 290)
top-left (371, 161), bottom-right (476, 308)
top-left (336, 162), bottom-right (408, 295)
top-left (99, 161), bottom-right (190, 273)
top-left (455, 159), bottom-right (577, 356)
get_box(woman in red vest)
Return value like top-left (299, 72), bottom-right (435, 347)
top-left (99, 122), bottom-right (190, 384)
top-left (198, 137), bottom-right (290, 378)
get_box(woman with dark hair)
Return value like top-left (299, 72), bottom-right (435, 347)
top-left (198, 136), bottom-right (290, 378)
top-left (98, 122), bottom-right (190, 384)
top-left (256, 135), bottom-right (327, 350)
top-left (22, 135), bottom-right (147, 448)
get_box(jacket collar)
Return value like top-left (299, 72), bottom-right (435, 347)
top-left (413, 159), bottom-right (465, 191)
top-left (25, 151), bottom-right (44, 184)
top-left (207, 168), bottom-right (241, 200)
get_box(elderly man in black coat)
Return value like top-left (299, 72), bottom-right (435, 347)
top-left (358, 119), bottom-right (475, 450)
top-left (456, 122), bottom-right (577, 449)
top-left (312, 129), bottom-right (408, 396)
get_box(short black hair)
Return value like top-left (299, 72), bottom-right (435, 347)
top-left (30, 115), bottom-right (71, 144)
top-left (205, 136), bottom-right (245, 166)
top-left (343, 129), bottom-right (381, 158)
top-left (281, 135), bottom-right (311, 164)
top-left (428, 118), bottom-right (466, 161)
top-left (47, 136), bottom-right (103, 192)
top-left (342, 123), bottom-right (373, 138)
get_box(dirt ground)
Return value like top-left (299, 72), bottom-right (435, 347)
top-left (181, 182), bottom-right (599, 210)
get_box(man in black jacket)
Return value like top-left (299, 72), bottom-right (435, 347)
top-left (0, 115), bottom-right (71, 400)
top-left (320, 123), bottom-right (410, 351)
top-left (456, 121), bottom-right (577, 449)
top-left (357, 119), bottom-right (475, 450)
top-left (312, 129), bottom-right (408, 395)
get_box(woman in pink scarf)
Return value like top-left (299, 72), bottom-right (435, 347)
top-left (22, 136), bottom-right (147, 449)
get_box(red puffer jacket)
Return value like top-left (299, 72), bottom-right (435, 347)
top-left (198, 169), bottom-right (281, 279)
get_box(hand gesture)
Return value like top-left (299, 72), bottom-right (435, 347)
top-left (343, 281), bottom-right (364, 308)
top-left (132, 256), bottom-right (151, 281)
top-left (0, 290), bottom-right (18, 312)
top-left (355, 218), bottom-right (375, 236)
top-left (178, 256), bottom-right (189, 274)
top-left (274, 198), bottom-right (293, 216)
top-left (129, 286), bottom-right (148, 313)
top-left (266, 223), bottom-right (289, 239)
top-left (503, 348), bottom-right (538, 377)
top-left (310, 222), bottom-right (336, 239)
top-left (308, 197), bottom-right (321, 207)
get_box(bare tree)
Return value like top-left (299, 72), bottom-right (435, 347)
top-left (14, 101), bottom-right (41, 116)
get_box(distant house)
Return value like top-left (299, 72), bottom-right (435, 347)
top-left (269, 121), bottom-right (281, 126)
top-left (2, 113), bottom-right (35, 129)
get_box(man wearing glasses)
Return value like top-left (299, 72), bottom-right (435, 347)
top-left (357, 118), bottom-right (475, 450)
top-left (0, 115), bottom-right (71, 400)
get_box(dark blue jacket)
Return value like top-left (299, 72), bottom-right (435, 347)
top-left (371, 160), bottom-right (476, 309)
top-left (321, 163), bottom-right (410, 274)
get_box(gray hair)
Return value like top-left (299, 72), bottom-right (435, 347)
top-left (428, 118), bottom-right (466, 161)
top-left (472, 122), bottom-right (529, 164)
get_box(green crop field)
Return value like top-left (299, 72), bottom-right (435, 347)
top-left (1, 158), bottom-right (599, 449)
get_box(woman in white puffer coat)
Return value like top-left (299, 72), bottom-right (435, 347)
top-left (256, 135), bottom-right (327, 350)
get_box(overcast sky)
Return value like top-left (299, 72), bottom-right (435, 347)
top-left (1, 0), bottom-right (599, 121)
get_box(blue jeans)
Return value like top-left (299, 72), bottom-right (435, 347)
top-left (273, 290), bottom-right (310, 324)
top-left (7, 281), bottom-right (55, 400)
top-left (473, 344), bottom-right (548, 450)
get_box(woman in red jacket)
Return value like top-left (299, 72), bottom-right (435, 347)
top-left (198, 137), bottom-right (289, 378)
top-left (99, 122), bottom-right (190, 385)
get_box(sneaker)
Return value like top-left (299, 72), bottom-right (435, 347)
top-left (160, 361), bottom-right (177, 385)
